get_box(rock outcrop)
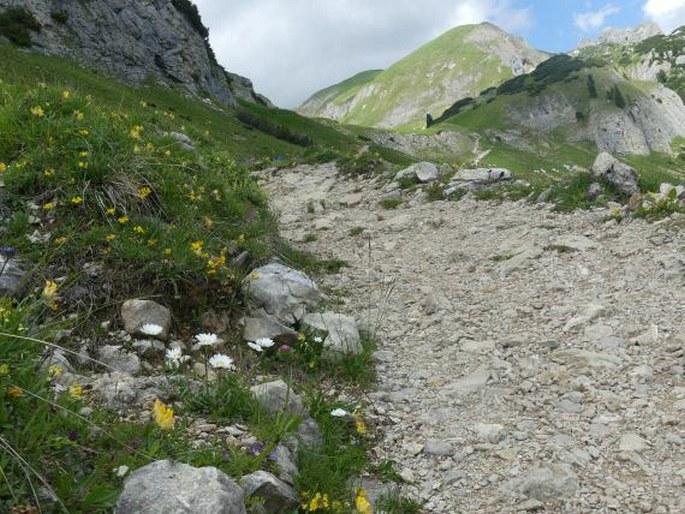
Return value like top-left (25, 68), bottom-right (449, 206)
top-left (0, 0), bottom-right (268, 107)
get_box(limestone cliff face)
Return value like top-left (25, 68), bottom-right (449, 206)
top-left (0, 0), bottom-right (269, 107)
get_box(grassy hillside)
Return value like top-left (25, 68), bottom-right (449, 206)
top-left (298, 69), bottom-right (382, 116)
top-left (299, 23), bottom-right (548, 129)
top-left (0, 42), bottom-right (417, 512)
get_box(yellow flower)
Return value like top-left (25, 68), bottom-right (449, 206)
top-left (54, 236), bottom-right (67, 246)
top-left (203, 217), bottom-right (213, 228)
top-left (138, 186), bottom-right (152, 199)
top-left (43, 168), bottom-right (54, 178)
top-left (146, 142), bottom-right (155, 151)
top-left (43, 280), bottom-right (58, 299)
top-left (74, 110), bottom-right (84, 121)
top-left (237, 234), bottom-right (246, 245)
top-left (129, 125), bottom-right (144, 139)
top-left (140, 100), bottom-right (147, 108)
top-left (78, 161), bottom-right (88, 169)
top-left (190, 240), bottom-right (204, 255)
top-left (105, 234), bottom-right (116, 242)
top-left (42, 202), bottom-right (54, 210)
top-left (250, 272), bottom-right (261, 281)
top-left (163, 248), bottom-right (172, 256)
top-left (147, 238), bottom-right (157, 247)
top-left (133, 144), bottom-right (141, 154)
top-left (355, 489), bottom-right (372, 514)
top-left (48, 364), bottom-right (63, 378)
top-left (0, 364), bottom-right (10, 377)
top-left (70, 196), bottom-right (83, 205)
top-left (133, 225), bottom-right (146, 235)
top-left (105, 207), bottom-right (116, 216)
top-left (303, 492), bottom-right (329, 511)
top-left (78, 150), bottom-right (89, 157)
top-left (78, 129), bottom-right (89, 136)
top-left (152, 398), bottom-right (174, 430)
top-left (0, 162), bottom-right (6, 173)
top-left (354, 413), bottom-right (367, 436)
top-left (117, 216), bottom-right (129, 224)
top-left (164, 149), bottom-right (171, 157)
top-left (8, 386), bottom-right (22, 398)
top-left (68, 383), bottom-right (83, 399)
top-left (30, 105), bottom-right (44, 117)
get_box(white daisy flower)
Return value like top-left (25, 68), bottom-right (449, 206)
top-left (330, 408), bottom-right (349, 417)
top-left (209, 353), bottom-right (235, 370)
top-left (247, 341), bottom-right (263, 352)
top-left (255, 337), bottom-right (275, 348)
top-left (195, 332), bottom-right (219, 347)
top-left (165, 347), bottom-right (189, 369)
top-left (313, 336), bottom-right (323, 343)
top-left (140, 323), bottom-right (163, 336)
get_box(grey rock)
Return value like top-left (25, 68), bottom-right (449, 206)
top-left (242, 316), bottom-right (297, 344)
top-left (132, 339), bottom-right (166, 357)
top-left (268, 445), bottom-right (298, 485)
top-left (619, 433), bottom-right (649, 452)
top-left (250, 380), bottom-right (322, 449)
top-left (167, 131), bottom-right (194, 151)
top-left (551, 349), bottom-right (621, 369)
top-left (121, 299), bottom-right (171, 340)
top-left (442, 368), bottom-right (491, 398)
top-left (240, 471), bottom-right (299, 513)
top-left (3, 0), bottom-right (268, 108)
top-left (455, 168), bottom-right (513, 183)
top-left (587, 182), bottom-right (604, 200)
top-left (395, 162), bottom-right (440, 183)
top-left (549, 235), bottom-right (597, 252)
top-left (423, 439), bottom-right (454, 457)
top-left (591, 152), bottom-right (640, 196)
top-left (475, 423), bottom-right (506, 444)
top-left (90, 371), bottom-right (168, 409)
top-left (0, 256), bottom-right (26, 297)
top-left (245, 263), bottom-right (321, 325)
top-left (116, 459), bottom-right (245, 514)
top-left (501, 465), bottom-right (578, 501)
top-left (301, 311), bottom-right (362, 360)
top-left (97, 345), bottom-right (141, 375)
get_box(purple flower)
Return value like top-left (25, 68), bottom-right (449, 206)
top-left (68, 429), bottom-right (80, 441)
top-left (277, 344), bottom-right (292, 354)
top-left (0, 246), bottom-right (16, 258)
top-left (268, 445), bottom-right (287, 461)
top-left (248, 443), bottom-right (263, 456)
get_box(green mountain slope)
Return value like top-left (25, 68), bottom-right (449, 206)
top-left (431, 55), bottom-right (685, 167)
top-left (298, 23), bottom-right (549, 129)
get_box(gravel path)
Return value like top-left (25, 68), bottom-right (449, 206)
top-left (259, 163), bottom-right (685, 513)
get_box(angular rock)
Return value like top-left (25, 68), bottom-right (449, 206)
top-left (242, 316), bottom-right (297, 344)
top-left (97, 345), bottom-right (142, 375)
top-left (121, 299), bottom-right (171, 340)
top-left (116, 460), bottom-right (245, 514)
top-left (442, 368), bottom-right (491, 398)
top-left (0, 256), bottom-right (26, 297)
top-left (551, 349), bottom-right (621, 369)
top-left (90, 371), bottom-right (167, 409)
top-left (250, 380), bottom-right (322, 448)
top-left (455, 168), bottom-right (513, 183)
top-left (591, 152), bottom-right (640, 196)
top-left (423, 439), bottom-right (454, 457)
top-left (167, 131), bottom-right (194, 151)
top-left (301, 312), bottom-right (362, 360)
top-left (394, 162), bottom-right (440, 183)
top-left (132, 339), bottom-right (166, 358)
top-left (619, 433), bottom-right (649, 452)
top-left (501, 465), bottom-right (578, 501)
top-left (240, 471), bottom-right (299, 513)
top-left (245, 263), bottom-right (321, 325)
top-left (475, 423), bottom-right (506, 444)
top-left (268, 445), bottom-right (298, 485)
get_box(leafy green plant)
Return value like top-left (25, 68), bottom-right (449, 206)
top-left (380, 198), bottom-right (402, 210)
top-left (0, 7), bottom-right (41, 47)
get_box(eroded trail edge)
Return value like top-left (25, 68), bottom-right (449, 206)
top-left (260, 163), bottom-right (685, 513)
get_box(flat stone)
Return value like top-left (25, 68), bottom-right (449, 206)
top-left (97, 345), bottom-right (141, 375)
top-left (551, 349), bottom-right (621, 369)
top-left (121, 299), bottom-right (171, 340)
top-left (619, 433), bottom-right (649, 452)
top-left (475, 423), bottom-right (506, 444)
top-left (242, 316), bottom-right (297, 344)
top-left (442, 368), bottom-right (491, 398)
top-left (301, 311), bottom-right (362, 360)
top-left (423, 439), bottom-right (454, 457)
top-left (239, 470), bottom-right (299, 513)
top-left (501, 464), bottom-right (578, 501)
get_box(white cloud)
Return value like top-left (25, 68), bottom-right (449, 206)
top-left (194, 0), bottom-right (533, 107)
top-left (573, 4), bottom-right (621, 33)
top-left (643, 0), bottom-right (685, 32)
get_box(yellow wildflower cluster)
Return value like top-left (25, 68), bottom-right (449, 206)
top-left (129, 124), bottom-right (144, 139)
top-left (301, 492), bottom-right (329, 512)
top-left (0, 162), bottom-right (6, 173)
top-left (133, 225), bottom-right (146, 235)
top-left (8, 386), bottom-right (22, 398)
top-left (355, 489), bottom-right (372, 514)
top-left (0, 364), bottom-right (10, 377)
top-left (74, 110), bottom-right (84, 121)
top-left (117, 215), bottom-right (129, 224)
top-left (42, 280), bottom-right (59, 311)
top-left (190, 240), bottom-right (204, 256)
top-left (48, 365), bottom-right (64, 379)
top-left (68, 383), bottom-right (83, 399)
top-left (70, 196), bottom-right (83, 205)
top-left (354, 413), bottom-right (367, 436)
top-left (206, 254), bottom-right (226, 276)
top-left (138, 186), bottom-right (152, 199)
top-left (30, 105), bottom-right (45, 117)
top-left (152, 398), bottom-right (174, 430)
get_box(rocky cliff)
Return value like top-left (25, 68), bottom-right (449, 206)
top-left (0, 0), bottom-right (268, 107)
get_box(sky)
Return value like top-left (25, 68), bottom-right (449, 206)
top-left (194, 0), bottom-right (685, 108)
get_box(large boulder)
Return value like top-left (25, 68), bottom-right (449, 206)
top-left (394, 162), bottom-right (440, 183)
top-left (301, 312), bottom-right (362, 361)
top-left (116, 460), bottom-right (246, 514)
top-left (121, 299), bottom-right (171, 340)
top-left (444, 167), bottom-right (513, 196)
top-left (242, 316), bottom-right (297, 345)
top-left (244, 263), bottom-right (321, 325)
top-left (591, 152), bottom-right (640, 196)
